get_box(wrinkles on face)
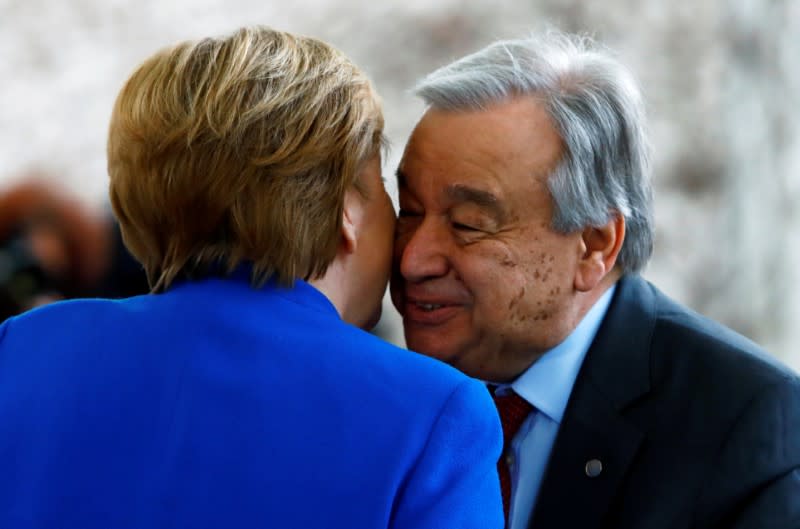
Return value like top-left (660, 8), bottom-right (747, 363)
top-left (392, 98), bottom-right (580, 382)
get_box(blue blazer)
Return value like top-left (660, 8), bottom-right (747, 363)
top-left (0, 273), bottom-right (504, 529)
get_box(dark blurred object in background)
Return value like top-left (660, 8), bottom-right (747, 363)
top-left (0, 229), bottom-right (59, 318)
top-left (0, 178), bottom-right (150, 322)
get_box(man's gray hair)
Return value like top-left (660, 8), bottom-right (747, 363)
top-left (414, 30), bottom-right (654, 273)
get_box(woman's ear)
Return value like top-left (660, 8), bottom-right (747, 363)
top-left (340, 189), bottom-right (362, 254)
top-left (574, 214), bottom-right (625, 292)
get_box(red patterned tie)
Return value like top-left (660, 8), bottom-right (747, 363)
top-left (492, 390), bottom-right (534, 522)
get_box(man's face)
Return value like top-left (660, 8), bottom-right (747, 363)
top-left (391, 97), bottom-right (586, 382)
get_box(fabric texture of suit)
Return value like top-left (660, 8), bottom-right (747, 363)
top-left (0, 272), bottom-right (504, 529)
top-left (529, 274), bottom-right (800, 529)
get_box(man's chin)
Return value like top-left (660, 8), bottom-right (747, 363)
top-left (404, 331), bottom-right (457, 363)
top-left (403, 332), bottom-right (494, 380)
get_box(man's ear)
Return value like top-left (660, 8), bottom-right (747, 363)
top-left (340, 189), bottom-right (362, 254)
top-left (574, 213), bottom-right (625, 292)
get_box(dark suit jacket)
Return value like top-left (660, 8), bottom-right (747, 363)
top-left (0, 272), bottom-right (504, 529)
top-left (530, 274), bottom-right (800, 529)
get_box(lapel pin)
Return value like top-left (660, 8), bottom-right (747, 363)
top-left (585, 459), bottom-right (603, 478)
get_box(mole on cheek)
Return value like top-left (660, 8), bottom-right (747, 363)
top-left (513, 312), bottom-right (529, 323)
top-left (532, 306), bottom-right (553, 321)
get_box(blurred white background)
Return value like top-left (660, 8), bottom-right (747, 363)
top-left (1, 0), bottom-right (797, 370)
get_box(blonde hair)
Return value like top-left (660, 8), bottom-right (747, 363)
top-left (108, 26), bottom-right (384, 291)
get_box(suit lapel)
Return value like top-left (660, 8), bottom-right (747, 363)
top-left (528, 376), bottom-right (644, 529)
top-left (528, 275), bottom-right (656, 529)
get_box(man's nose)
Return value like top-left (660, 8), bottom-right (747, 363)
top-left (395, 220), bottom-right (450, 283)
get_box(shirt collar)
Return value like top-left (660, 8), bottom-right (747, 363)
top-left (496, 284), bottom-right (616, 423)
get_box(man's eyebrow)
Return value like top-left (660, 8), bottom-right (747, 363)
top-left (446, 184), bottom-right (505, 220)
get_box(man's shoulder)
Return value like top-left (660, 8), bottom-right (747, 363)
top-left (607, 275), bottom-right (794, 382)
top-left (643, 285), bottom-right (800, 528)
top-left (582, 274), bottom-right (798, 426)
top-left (596, 275), bottom-right (799, 436)
top-left (642, 278), bottom-right (797, 389)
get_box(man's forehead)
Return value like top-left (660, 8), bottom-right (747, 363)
top-left (398, 164), bottom-right (506, 208)
top-left (396, 167), bottom-right (495, 192)
top-left (445, 183), bottom-right (500, 206)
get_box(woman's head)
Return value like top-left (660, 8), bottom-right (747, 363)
top-left (108, 26), bottom-right (385, 291)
